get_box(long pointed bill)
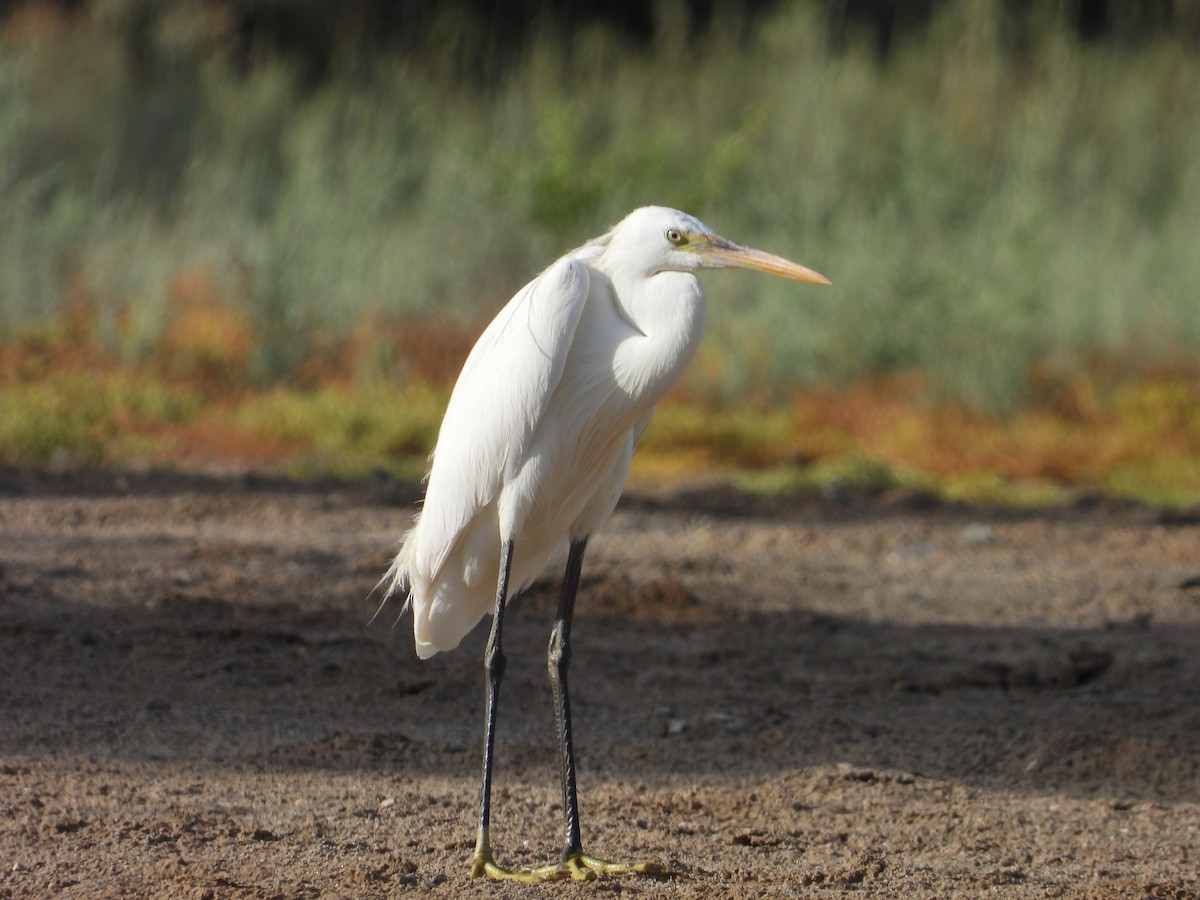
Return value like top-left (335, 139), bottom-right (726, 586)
top-left (701, 237), bottom-right (831, 285)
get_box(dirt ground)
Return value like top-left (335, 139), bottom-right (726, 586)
top-left (1, 466), bottom-right (1198, 898)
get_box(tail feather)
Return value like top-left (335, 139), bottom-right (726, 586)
top-left (368, 556), bottom-right (412, 626)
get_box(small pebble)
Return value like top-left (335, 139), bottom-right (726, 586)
top-left (960, 523), bottom-right (994, 544)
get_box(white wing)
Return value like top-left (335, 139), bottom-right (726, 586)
top-left (395, 256), bottom-right (590, 600)
top-left (382, 257), bottom-right (592, 657)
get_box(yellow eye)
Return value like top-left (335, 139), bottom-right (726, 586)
top-left (665, 228), bottom-right (687, 246)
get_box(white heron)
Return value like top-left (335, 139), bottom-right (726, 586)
top-left (378, 206), bottom-right (829, 881)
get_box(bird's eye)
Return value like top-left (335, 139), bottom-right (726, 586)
top-left (665, 228), bottom-right (687, 246)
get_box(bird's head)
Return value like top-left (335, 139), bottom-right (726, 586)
top-left (601, 206), bottom-right (830, 285)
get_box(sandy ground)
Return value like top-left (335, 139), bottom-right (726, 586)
top-left (1, 467), bottom-right (1198, 898)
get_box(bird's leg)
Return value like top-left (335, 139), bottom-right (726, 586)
top-left (548, 537), bottom-right (586, 862)
top-left (467, 537), bottom-right (670, 882)
top-left (528, 537), bottom-right (669, 882)
top-left (470, 539), bottom-right (513, 880)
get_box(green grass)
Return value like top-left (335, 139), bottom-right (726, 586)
top-left (731, 457), bottom-right (1072, 508)
top-left (228, 385), bottom-right (445, 480)
top-left (1, 361), bottom-right (1197, 506)
top-left (2, 1), bottom-right (1199, 411)
top-left (0, 372), bottom-right (204, 465)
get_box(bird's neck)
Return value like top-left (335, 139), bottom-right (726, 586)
top-left (607, 269), bottom-right (707, 404)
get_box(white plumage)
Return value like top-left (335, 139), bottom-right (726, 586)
top-left (380, 206), bottom-right (828, 659)
top-left (376, 206), bottom-right (828, 880)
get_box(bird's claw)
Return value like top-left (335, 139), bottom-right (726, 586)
top-left (470, 846), bottom-right (554, 883)
top-left (563, 853), bottom-right (672, 880)
top-left (470, 848), bottom-right (672, 882)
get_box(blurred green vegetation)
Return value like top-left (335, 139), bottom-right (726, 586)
top-left (227, 384), bottom-right (445, 480)
top-left (1, 0), bottom-right (1199, 505)
top-left (2, 0), bottom-right (1197, 414)
top-left (0, 371), bottom-right (203, 465)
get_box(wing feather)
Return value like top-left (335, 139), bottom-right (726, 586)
top-left (413, 256), bottom-right (591, 579)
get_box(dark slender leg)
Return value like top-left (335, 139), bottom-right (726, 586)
top-left (471, 539), bottom-right (514, 877)
top-left (469, 536), bottom-right (664, 881)
top-left (548, 537), bottom-right (588, 862)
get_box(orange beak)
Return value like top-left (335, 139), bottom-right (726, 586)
top-left (700, 236), bottom-right (831, 285)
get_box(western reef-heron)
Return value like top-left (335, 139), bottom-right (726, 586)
top-left (378, 206), bottom-right (829, 880)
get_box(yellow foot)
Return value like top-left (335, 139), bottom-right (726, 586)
top-left (470, 849), bottom-right (671, 882)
